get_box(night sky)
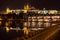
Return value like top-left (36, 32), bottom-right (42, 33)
top-left (0, 0), bottom-right (60, 10)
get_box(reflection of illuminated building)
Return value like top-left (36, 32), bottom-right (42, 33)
top-left (32, 22), bottom-right (36, 27)
top-left (0, 17), bottom-right (2, 20)
top-left (24, 15), bottom-right (60, 28)
top-left (38, 22), bottom-right (43, 27)
top-left (0, 21), bottom-right (2, 25)
top-left (44, 22), bottom-right (50, 27)
top-left (24, 22), bottom-right (27, 27)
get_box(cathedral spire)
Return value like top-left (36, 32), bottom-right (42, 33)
top-left (24, 4), bottom-right (30, 10)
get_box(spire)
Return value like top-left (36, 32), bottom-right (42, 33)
top-left (24, 0), bottom-right (30, 10)
top-left (24, 4), bottom-right (30, 10)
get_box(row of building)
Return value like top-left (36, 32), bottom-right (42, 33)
top-left (5, 8), bottom-right (59, 14)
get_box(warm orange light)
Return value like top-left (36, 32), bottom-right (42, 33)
top-left (5, 22), bottom-right (9, 26)
top-left (5, 27), bottom-right (9, 32)
top-left (24, 4), bottom-right (30, 10)
top-left (0, 18), bottom-right (2, 20)
top-left (0, 21), bottom-right (2, 25)
top-left (8, 18), bottom-right (13, 20)
top-left (24, 22), bottom-right (27, 26)
top-left (23, 27), bottom-right (30, 35)
top-left (6, 8), bottom-right (12, 14)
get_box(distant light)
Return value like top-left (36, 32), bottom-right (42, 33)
top-left (10, 27), bottom-right (13, 29)
top-left (6, 8), bottom-right (11, 14)
top-left (0, 18), bottom-right (2, 20)
top-left (0, 21), bottom-right (2, 25)
top-left (24, 22), bottom-right (27, 26)
top-left (23, 10), bottom-right (27, 13)
top-left (5, 22), bottom-right (9, 26)
top-left (23, 27), bottom-right (29, 35)
top-left (5, 27), bottom-right (9, 32)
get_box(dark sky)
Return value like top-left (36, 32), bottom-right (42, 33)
top-left (0, 0), bottom-right (60, 10)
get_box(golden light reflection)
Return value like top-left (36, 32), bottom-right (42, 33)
top-left (6, 8), bottom-right (12, 14)
top-left (24, 22), bottom-right (27, 26)
top-left (32, 22), bottom-right (36, 27)
top-left (38, 19), bottom-right (43, 21)
top-left (52, 16), bottom-right (59, 19)
top-left (5, 27), bottom-right (9, 32)
top-left (28, 22), bottom-right (30, 27)
top-left (0, 21), bottom-right (2, 25)
top-left (44, 22), bottom-right (50, 27)
top-left (7, 18), bottom-right (13, 20)
top-left (52, 19), bottom-right (57, 21)
top-left (24, 4), bottom-right (30, 10)
top-left (44, 19), bottom-right (49, 21)
top-left (5, 22), bottom-right (9, 26)
top-left (32, 19), bottom-right (37, 21)
top-left (37, 16), bottom-right (43, 18)
top-left (23, 27), bottom-right (30, 35)
top-left (0, 18), bottom-right (2, 20)
top-left (44, 16), bottom-right (50, 19)
top-left (38, 22), bottom-right (42, 27)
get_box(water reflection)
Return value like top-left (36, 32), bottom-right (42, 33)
top-left (44, 22), bottom-right (50, 27)
top-left (24, 16), bottom-right (60, 28)
top-left (24, 22), bottom-right (51, 28)
top-left (38, 22), bottom-right (43, 27)
top-left (32, 22), bottom-right (36, 27)
top-left (0, 21), bottom-right (2, 25)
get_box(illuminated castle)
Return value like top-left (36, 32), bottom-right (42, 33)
top-left (24, 4), bottom-right (30, 10)
top-left (24, 4), bottom-right (35, 10)
top-left (5, 4), bottom-right (58, 14)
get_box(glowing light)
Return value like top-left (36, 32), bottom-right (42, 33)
top-left (10, 27), bottom-right (13, 29)
top-left (24, 22), bottom-right (27, 26)
top-left (6, 8), bottom-right (12, 14)
top-left (49, 10), bottom-right (58, 14)
top-left (0, 21), bottom-right (2, 25)
top-left (8, 18), bottom-right (13, 20)
top-left (32, 22), bottom-right (36, 27)
top-left (23, 27), bottom-right (30, 35)
top-left (0, 18), bottom-right (2, 20)
top-left (5, 27), bottom-right (9, 32)
top-left (23, 10), bottom-right (27, 13)
top-left (5, 22), bottom-right (9, 26)
top-left (24, 4), bottom-right (30, 10)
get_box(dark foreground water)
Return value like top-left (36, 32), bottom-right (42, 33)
top-left (53, 30), bottom-right (60, 40)
top-left (0, 30), bottom-right (24, 40)
top-left (0, 29), bottom-right (60, 40)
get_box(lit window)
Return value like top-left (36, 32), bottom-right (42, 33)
top-left (24, 22), bottom-right (27, 26)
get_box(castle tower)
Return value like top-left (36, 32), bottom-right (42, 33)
top-left (24, 4), bottom-right (30, 10)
